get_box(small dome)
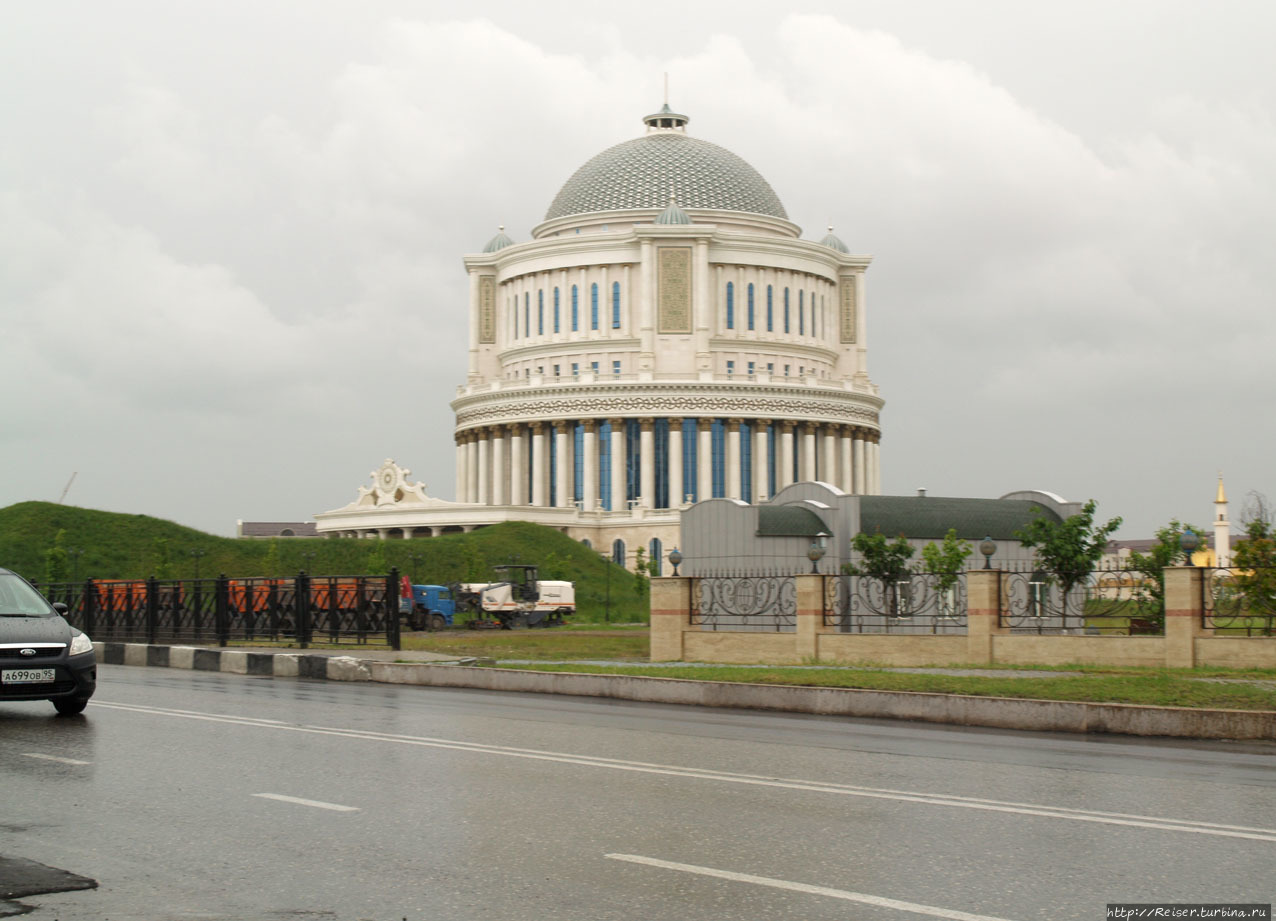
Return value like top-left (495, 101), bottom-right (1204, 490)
top-left (820, 226), bottom-right (849, 254)
top-left (654, 194), bottom-right (692, 225)
top-left (483, 226), bottom-right (514, 253)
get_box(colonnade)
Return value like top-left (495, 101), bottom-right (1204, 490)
top-left (454, 418), bottom-right (881, 510)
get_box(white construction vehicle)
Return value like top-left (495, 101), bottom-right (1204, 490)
top-left (453, 565), bottom-right (575, 629)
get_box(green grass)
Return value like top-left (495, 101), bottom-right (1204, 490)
top-left (2, 502), bottom-right (650, 623)
top-left (492, 662), bottom-right (1276, 710)
top-left (401, 628), bottom-right (649, 661)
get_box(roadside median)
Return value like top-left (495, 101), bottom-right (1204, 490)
top-left (95, 642), bottom-right (1276, 742)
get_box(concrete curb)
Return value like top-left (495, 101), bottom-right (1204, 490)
top-left (94, 642), bottom-right (1276, 741)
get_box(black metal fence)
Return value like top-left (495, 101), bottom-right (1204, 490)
top-left (690, 576), bottom-right (796, 632)
top-left (36, 570), bottom-right (402, 649)
top-left (824, 572), bottom-right (967, 634)
top-left (997, 567), bottom-right (1162, 634)
top-left (1204, 566), bottom-right (1276, 635)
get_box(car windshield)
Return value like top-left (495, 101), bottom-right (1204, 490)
top-left (0, 574), bottom-right (55, 617)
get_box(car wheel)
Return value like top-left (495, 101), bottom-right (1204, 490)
top-left (430, 613), bottom-right (447, 632)
top-left (53, 697), bottom-right (89, 716)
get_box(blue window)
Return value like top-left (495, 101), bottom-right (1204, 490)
top-left (799, 289), bottom-right (804, 336)
top-left (747, 283), bottom-right (755, 330)
top-left (726, 360), bottom-right (734, 377)
top-left (784, 288), bottom-right (790, 333)
top-left (553, 288), bottom-right (560, 333)
top-left (612, 360), bottom-right (621, 376)
top-left (591, 283), bottom-right (599, 330)
top-left (766, 285), bottom-right (774, 331)
top-left (573, 423), bottom-right (584, 504)
top-left (682, 418), bottom-right (698, 503)
top-left (654, 418), bottom-right (669, 509)
top-left (549, 423), bottom-right (557, 507)
top-left (524, 293), bottom-right (530, 338)
top-left (626, 419), bottom-right (640, 504)
top-left (767, 423), bottom-right (777, 499)
top-left (710, 419), bottom-right (726, 499)
top-left (612, 539), bottom-right (625, 566)
top-left (538, 290), bottom-right (544, 335)
top-left (649, 537), bottom-right (663, 576)
top-left (591, 361), bottom-right (599, 374)
top-left (747, 361), bottom-right (754, 376)
top-left (599, 420), bottom-right (612, 510)
top-left (726, 281), bottom-right (734, 330)
top-left (740, 420), bottom-right (752, 504)
top-left (571, 362), bottom-right (579, 377)
top-left (571, 285), bottom-right (579, 331)
top-left (612, 281), bottom-right (621, 329)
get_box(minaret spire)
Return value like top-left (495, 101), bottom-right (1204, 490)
top-left (1214, 473), bottom-right (1231, 567)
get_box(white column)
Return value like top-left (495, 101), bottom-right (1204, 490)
top-left (754, 420), bottom-right (770, 502)
top-left (872, 439), bottom-right (882, 495)
top-left (726, 419), bottom-right (742, 500)
top-left (839, 426), bottom-right (854, 494)
top-left (821, 425), bottom-right (837, 486)
top-left (531, 423), bottom-right (547, 507)
top-left (509, 425), bottom-right (525, 506)
top-left (476, 429), bottom-right (490, 505)
top-left (698, 417), bottom-right (713, 501)
top-left (778, 424), bottom-right (794, 491)
top-left (555, 423), bottom-right (570, 508)
top-left (491, 429), bottom-right (507, 506)
top-left (466, 434), bottom-right (478, 503)
top-left (639, 419), bottom-right (655, 508)
top-left (610, 419), bottom-right (626, 512)
top-left (853, 432), bottom-right (866, 495)
top-left (669, 419), bottom-right (683, 507)
top-left (582, 422), bottom-right (597, 512)
top-left (801, 424), bottom-right (817, 482)
top-left (455, 437), bottom-right (466, 502)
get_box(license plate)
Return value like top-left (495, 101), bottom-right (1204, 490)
top-left (2, 668), bottom-right (56, 684)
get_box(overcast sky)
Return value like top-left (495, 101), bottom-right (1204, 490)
top-left (4, 1), bottom-right (1273, 539)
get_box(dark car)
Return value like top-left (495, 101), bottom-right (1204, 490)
top-left (0, 567), bottom-right (96, 715)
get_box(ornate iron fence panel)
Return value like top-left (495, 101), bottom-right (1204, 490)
top-left (999, 568), bottom-right (1162, 634)
top-left (1204, 566), bottom-right (1276, 635)
top-left (690, 576), bottom-right (796, 632)
top-left (37, 572), bottom-right (400, 648)
top-left (824, 572), bottom-right (967, 634)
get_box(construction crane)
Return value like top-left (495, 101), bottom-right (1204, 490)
top-left (57, 472), bottom-right (77, 504)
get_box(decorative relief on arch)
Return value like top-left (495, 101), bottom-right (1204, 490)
top-left (478, 276), bottom-right (496, 344)
top-left (658, 247), bottom-right (693, 334)
top-left (839, 276), bottom-right (857, 343)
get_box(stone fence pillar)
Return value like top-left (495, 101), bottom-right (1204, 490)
top-left (1164, 566), bottom-right (1207, 669)
top-left (794, 574), bottom-right (825, 661)
top-left (966, 570), bottom-right (1005, 665)
top-left (650, 577), bottom-right (691, 661)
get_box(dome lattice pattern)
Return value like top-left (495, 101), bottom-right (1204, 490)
top-left (545, 133), bottom-right (787, 221)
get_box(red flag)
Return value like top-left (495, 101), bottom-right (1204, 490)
top-left (400, 575), bottom-right (412, 599)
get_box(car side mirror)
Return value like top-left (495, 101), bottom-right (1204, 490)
top-left (52, 602), bottom-right (68, 615)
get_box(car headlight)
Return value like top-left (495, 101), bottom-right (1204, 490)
top-left (69, 632), bottom-right (94, 656)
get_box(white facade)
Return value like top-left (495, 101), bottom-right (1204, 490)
top-left (317, 104), bottom-right (884, 568)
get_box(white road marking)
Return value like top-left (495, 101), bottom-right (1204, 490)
top-left (22, 752), bottom-right (91, 765)
top-left (607, 853), bottom-right (1020, 921)
top-left (252, 793), bottom-right (359, 812)
top-left (95, 699), bottom-right (1276, 842)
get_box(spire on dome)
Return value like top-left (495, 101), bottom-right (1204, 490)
top-left (483, 224), bottom-right (515, 253)
top-left (1216, 473), bottom-right (1228, 505)
top-left (655, 191), bottom-right (692, 225)
top-left (643, 101), bottom-right (689, 132)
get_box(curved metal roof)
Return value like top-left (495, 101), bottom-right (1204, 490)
top-left (545, 133), bottom-right (788, 221)
top-left (859, 497), bottom-right (1062, 541)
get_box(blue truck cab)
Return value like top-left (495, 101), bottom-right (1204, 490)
top-left (399, 584), bottom-right (455, 631)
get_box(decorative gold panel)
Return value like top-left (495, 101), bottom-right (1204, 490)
top-left (658, 247), bottom-right (693, 334)
top-left (839, 276), bottom-right (857, 343)
top-left (478, 276), bottom-right (496, 343)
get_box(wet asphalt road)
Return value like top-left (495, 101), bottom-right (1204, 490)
top-left (1, 665), bottom-right (1273, 921)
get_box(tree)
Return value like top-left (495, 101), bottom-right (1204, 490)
top-left (845, 530), bottom-right (915, 581)
top-left (364, 540), bottom-right (388, 575)
top-left (263, 539), bottom-right (282, 578)
top-left (633, 547), bottom-right (650, 598)
top-left (1015, 499), bottom-right (1122, 607)
top-left (1124, 519), bottom-right (1203, 628)
top-left (151, 537), bottom-right (173, 580)
top-left (1233, 518), bottom-right (1276, 619)
top-left (43, 529), bottom-right (69, 584)
top-left (919, 529), bottom-right (971, 593)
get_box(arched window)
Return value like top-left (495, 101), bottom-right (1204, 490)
top-left (612, 539), bottom-right (626, 566)
top-left (553, 287), bottom-right (560, 333)
top-left (784, 288), bottom-right (790, 333)
top-left (612, 281), bottom-right (621, 329)
top-left (766, 285), bottom-right (774, 331)
top-left (726, 281), bottom-right (734, 330)
top-left (649, 538), bottom-right (663, 576)
top-left (747, 283), bottom-right (755, 330)
top-left (538, 290), bottom-right (544, 335)
top-left (524, 293), bottom-right (530, 338)
top-left (591, 283), bottom-right (599, 330)
top-left (581, 538), bottom-right (592, 550)
top-left (571, 285), bottom-right (579, 331)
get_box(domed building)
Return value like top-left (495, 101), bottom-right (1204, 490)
top-left (316, 103), bottom-right (883, 569)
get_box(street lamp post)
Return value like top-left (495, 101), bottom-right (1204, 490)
top-left (808, 532), bottom-right (830, 574)
top-left (1180, 529), bottom-right (1200, 567)
top-left (69, 549), bottom-right (83, 583)
top-left (979, 536), bottom-right (996, 570)
top-left (668, 548), bottom-right (683, 577)
top-left (190, 548), bottom-right (206, 580)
